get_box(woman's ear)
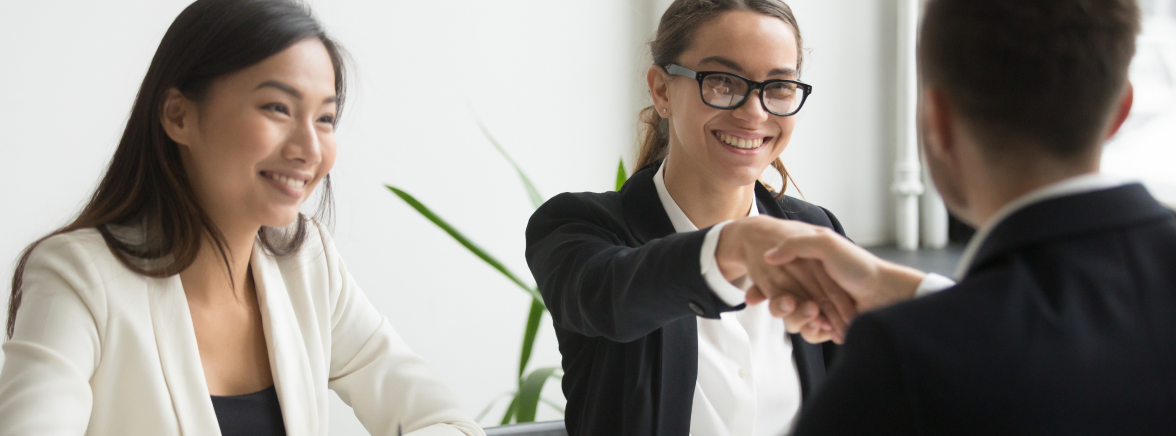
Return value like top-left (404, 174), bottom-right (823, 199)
top-left (160, 88), bottom-right (197, 147)
top-left (647, 65), bottom-right (672, 118)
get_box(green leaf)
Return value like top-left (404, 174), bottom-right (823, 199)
top-left (386, 185), bottom-right (542, 302)
top-left (477, 391), bottom-right (517, 422)
top-left (471, 112), bottom-right (545, 210)
top-left (500, 396), bottom-right (519, 426)
top-left (616, 157), bottom-right (628, 191)
top-left (515, 366), bottom-right (562, 423)
top-left (517, 298), bottom-right (545, 379)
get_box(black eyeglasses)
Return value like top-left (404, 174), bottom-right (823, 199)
top-left (662, 64), bottom-right (812, 116)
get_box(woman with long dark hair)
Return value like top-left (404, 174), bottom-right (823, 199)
top-left (525, 0), bottom-right (871, 434)
top-left (0, 1), bottom-right (481, 435)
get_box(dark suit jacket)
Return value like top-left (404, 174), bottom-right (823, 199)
top-left (795, 183), bottom-right (1176, 435)
top-left (526, 163), bottom-right (843, 436)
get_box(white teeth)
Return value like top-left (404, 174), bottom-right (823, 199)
top-left (718, 133), bottom-right (764, 150)
top-left (267, 172), bottom-right (306, 188)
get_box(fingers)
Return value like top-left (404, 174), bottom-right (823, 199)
top-left (800, 318), bottom-right (832, 344)
top-left (779, 298), bottom-right (819, 334)
top-left (812, 262), bottom-right (859, 321)
top-left (783, 260), bottom-right (849, 341)
top-left (763, 230), bottom-right (832, 266)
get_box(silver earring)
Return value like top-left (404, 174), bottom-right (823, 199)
top-left (661, 108), bottom-right (667, 114)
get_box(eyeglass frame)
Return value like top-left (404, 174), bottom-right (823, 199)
top-left (661, 63), bottom-right (813, 117)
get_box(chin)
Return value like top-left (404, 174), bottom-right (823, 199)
top-left (718, 165), bottom-right (768, 188)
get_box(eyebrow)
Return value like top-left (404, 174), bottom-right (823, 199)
top-left (697, 56), bottom-right (797, 78)
top-left (255, 80), bottom-right (338, 104)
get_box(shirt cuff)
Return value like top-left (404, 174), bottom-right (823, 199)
top-left (700, 221), bottom-right (751, 307)
top-left (914, 273), bottom-right (956, 298)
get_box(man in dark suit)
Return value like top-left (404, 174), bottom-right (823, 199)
top-left (755, 0), bottom-right (1176, 434)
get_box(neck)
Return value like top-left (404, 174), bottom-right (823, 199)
top-left (662, 155), bottom-right (757, 229)
top-left (179, 220), bottom-right (259, 305)
top-left (965, 149), bottom-right (1100, 228)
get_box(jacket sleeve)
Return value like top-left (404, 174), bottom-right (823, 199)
top-left (318, 226), bottom-right (484, 436)
top-left (0, 236), bottom-right (104, 436)
top-left (793, 313), bottom-right (917, 435)
top-left (525, 193), bottom-right (736, 343)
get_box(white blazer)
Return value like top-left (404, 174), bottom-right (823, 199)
top-left (0, 223), bottom-right (483, 436)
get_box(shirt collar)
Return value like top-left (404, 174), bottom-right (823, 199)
top-left (954, 172), bottom-right (1132, 279)
top-left (653, 159), bottom-right (759, 233)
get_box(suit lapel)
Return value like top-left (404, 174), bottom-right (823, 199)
top-left (251, 243), bottom-right (318, 436)
top-left (148, 275), bottom-right (222, 436)
top-left (789, 334), bottom-right (826, 400)
top-left (620, 163), bottom-right (679, 244)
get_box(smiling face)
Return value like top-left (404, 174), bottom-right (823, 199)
top-left (164, 38), bottom-right (338, 233)
top-left (656, 10), bottom-right (801, 189)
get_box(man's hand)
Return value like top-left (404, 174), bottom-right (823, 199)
top-left (764, 227), bottom-right (927, 313)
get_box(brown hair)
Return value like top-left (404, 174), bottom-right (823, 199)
top-left (635, 0), bottom-right (804, 197)
top-left (918, 0), bottom-right (1140, 158)
top-left (7, 0), bottom-right (346, 338)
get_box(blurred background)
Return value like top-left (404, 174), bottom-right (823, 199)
top-left (1, 0), bottom-right (1172, 434)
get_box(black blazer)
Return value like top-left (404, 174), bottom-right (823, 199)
top-left (794, 184), bottom-right (1176, 435)
top-left (526, 163), bottom-right (844, 436)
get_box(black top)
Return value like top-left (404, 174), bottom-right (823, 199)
top-left (795, 184), bottom-right (1176, 435)
top-left (525, 162), bottom-right (843, 436)
top-left (211, 385), bottom-right (287, 436)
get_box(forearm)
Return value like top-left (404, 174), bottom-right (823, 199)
top-left (530, 230), bottom-right (734, 341)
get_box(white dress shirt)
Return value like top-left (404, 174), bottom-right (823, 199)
top-left (653, 162), bottom-right (801, 436)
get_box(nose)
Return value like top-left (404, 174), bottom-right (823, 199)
top-left (283, 116), bottom-right (322, 166)
top-left (733, 89), bottom-right (771, 123)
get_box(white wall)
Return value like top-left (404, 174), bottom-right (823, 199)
top-left (0, 0), bottom-right (899, 433)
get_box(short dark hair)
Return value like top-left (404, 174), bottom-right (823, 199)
top-left (918, 0), bottom-right (1141, 158)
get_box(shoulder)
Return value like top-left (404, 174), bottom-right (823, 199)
top-left (533, 191), bottom-right (623, 220)
top-left (527, 191), bottom-right (626, 236)
top-left (19, 228), bottom-right (131, 322)
top-left (25, 228), bottom-right (129, 283)
top-left (772, 195), bottom-right (845, 235)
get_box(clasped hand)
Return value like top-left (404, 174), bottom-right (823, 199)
top-left (715, 216), bottom-right (926, 344)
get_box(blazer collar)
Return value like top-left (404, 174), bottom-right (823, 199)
top-left (964, 183), bottom-right (1173, 278)
top-left (148, 275), bottom-right (222, 436)
top-left (147, 241), bottom-right (319, 436)
top-left (251, 242), bottom-right (319, 436)
top-left (621, 160), bottom-right (786, 243)
top-left (621, 162), bottom-right (679, 243)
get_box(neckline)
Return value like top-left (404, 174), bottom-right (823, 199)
top-left (210, 385), bottom-right (276, 399)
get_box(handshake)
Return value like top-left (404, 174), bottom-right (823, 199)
top-left (715, 216), bottom-right (931, 344)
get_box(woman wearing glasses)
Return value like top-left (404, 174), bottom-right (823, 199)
top-left (0, 1), bottom-right (480, 435)
top-left (525, 0), bottom-right (849, 434)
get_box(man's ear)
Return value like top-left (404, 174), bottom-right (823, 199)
top-left (646, 65), bottom-right (672, 118)
top-left (1105, 81), bottom-right (1134, 140)
top-left (920, 87), bottom-right (956, 160)
top-left (160, 88), bottom-right (197, 147)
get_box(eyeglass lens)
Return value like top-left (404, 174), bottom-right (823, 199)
top-left (700, 73), bottom-right (806, 115)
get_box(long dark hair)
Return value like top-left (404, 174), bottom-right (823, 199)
top-left (636, 0), bottom-right (803, 197)
top-left (7, 0), bottom-right (347, 338)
